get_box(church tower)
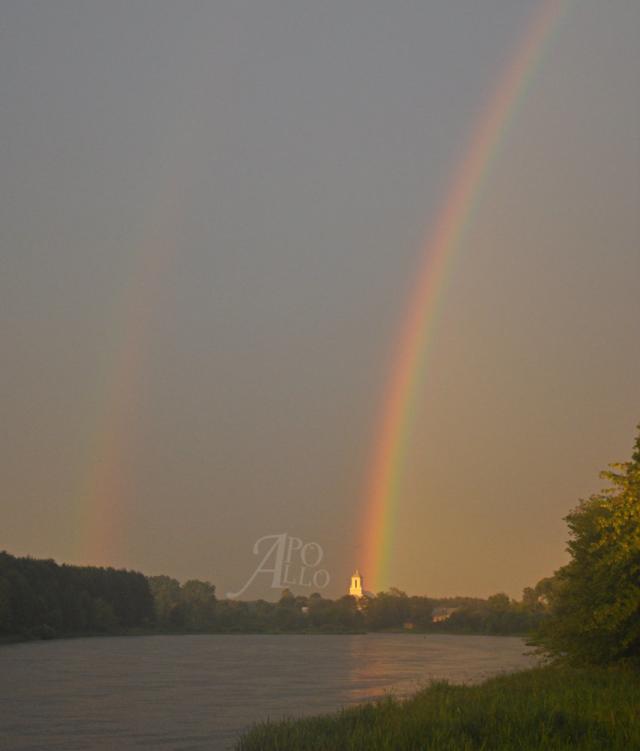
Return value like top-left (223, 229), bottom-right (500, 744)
top-left (349, 569), bottom-right (364, 599)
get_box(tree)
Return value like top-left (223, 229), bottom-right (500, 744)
top-left (181, 580), bottom-right (216, 631)
top-left (364, 590), bottom-right (410, 629)
top-left (278, 589), bottom-right (296, 606)
top-left (149, 576), bottom-right (183, 628)
top-left (487, 593), bottom-right (511, 613)
top-left (536, 425), bottom-right (640, 665)
top-left (0, 575), bottom-right (13, 632)
top-left (407, 596), bottom-right (434, 628)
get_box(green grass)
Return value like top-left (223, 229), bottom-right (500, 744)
top-left (236, 667), bottom-right (640, 750)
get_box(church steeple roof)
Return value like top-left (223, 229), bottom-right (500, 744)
top-left (349, 569), bottom-right (364, 598)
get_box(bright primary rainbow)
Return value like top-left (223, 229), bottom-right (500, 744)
top-left (361, 0), bottom-right (570, 592)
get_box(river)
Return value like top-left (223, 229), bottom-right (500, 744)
top-left (0, 633), bottom-right (537, 750)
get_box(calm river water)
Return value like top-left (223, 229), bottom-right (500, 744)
top-left (0, 633), bottom-right (536, 750)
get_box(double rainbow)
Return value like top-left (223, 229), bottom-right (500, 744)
top-left (74, 1), bottom-right (569, 577)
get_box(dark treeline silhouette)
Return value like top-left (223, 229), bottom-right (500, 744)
top-left (0, 550), bottom-right (547, 639)
top-left (149, 576), bottom-right (217, 631)
top-left (0, 551), bottom-right (154, 638)
top-left (5, 428), bottom-right (638, 647)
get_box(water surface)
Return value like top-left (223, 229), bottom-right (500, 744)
top-left (0, 633), bottom-right (537, 750)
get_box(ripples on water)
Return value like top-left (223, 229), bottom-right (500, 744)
top-left (0, 633), bottom-right (537, 750)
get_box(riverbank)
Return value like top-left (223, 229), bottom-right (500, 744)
top-left (0, 626), bottom-right (370, 646)
top-left (236, 665), bottom-right (640, 750)
top-left (2, 625), bottom-right (528, 646)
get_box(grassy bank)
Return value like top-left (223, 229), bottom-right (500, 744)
top-left (236, 666), bottom-right (640, 750)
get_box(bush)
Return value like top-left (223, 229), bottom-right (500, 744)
top-left (535, 426), bottom-right (640, 665)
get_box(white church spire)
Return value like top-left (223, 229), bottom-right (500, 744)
top-left (349, 569), bottom-right (364, 598)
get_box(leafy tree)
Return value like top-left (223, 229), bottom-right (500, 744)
top-left (487, 593), bottom-right (511, 613)
top-left (536, 426), bottom-right (640, 665)
top-left (0, 551), bottom-right (155, 637)
top-left (181, 580), bottom-right (216, 631)
top-left (278, 589), bottom-right (296, 606)
top-left (364, 590), bottom-right (410, 629)
top-left (407, 596), bottom-right (434, 628)
top-left (149, 575), bottom-right (183, 627)
top-left (521, 587), bottom-right (543, 613)
top-left (0, 575), bottom-right (12, 632)
top-left (90, 597), bottom-right (118, 631)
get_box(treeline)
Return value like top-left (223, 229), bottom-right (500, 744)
top-left (0, 549), bottom-right (547, 639)
top-left (181, 587), bottom-right (544, 635)
top-left (10, 419), bottom-right (638, 646)
top-left (144, 583), bottom-right (546, 635)
top-left (0, 553), bottom-right (227, 639)
top-left (0, 552), bottom-right (154, 638)
top-left (427, 591), bottom-right (548, 635)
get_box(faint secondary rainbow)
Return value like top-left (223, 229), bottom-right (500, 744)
top-left (74, 175), bottom-right (186, 565)
top-left (362, 0), bottom-right (570, 592)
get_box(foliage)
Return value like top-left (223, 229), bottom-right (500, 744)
top-left (442, 591), bottom-right (547, 635)
top-left (0, 549), bottom-right (548, 638)
top-left (148, 575), bottom-right (217, 631)
top-left (148, 575), bottom-right (183, 628)
top-left (236, 666), bottom-right (640, 751)
top-left (535, 426), bottom-right (640, 665)
top-left (0, 551), bottom-right (154, 637)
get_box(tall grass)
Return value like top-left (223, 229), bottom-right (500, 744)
top-left (236, 667), bottom-right (639, 750)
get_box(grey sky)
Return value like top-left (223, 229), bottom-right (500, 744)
top-left (1, 1), bottom-right (638, 599)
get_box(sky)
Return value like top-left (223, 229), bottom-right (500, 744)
top-left (1, 1), bottom-right (638, 600)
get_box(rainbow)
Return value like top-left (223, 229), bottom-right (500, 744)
top-left (361, 0), bottom-right (570, 592)
top-left (75, 176), bottom-right (185, 565)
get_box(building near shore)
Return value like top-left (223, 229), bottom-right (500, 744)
top-left (349, 570), bottom-right (364, 599)
top-left (432, 606), bottom-right (459, 623)
top-left (347, 570), bottom-right (375, 600)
